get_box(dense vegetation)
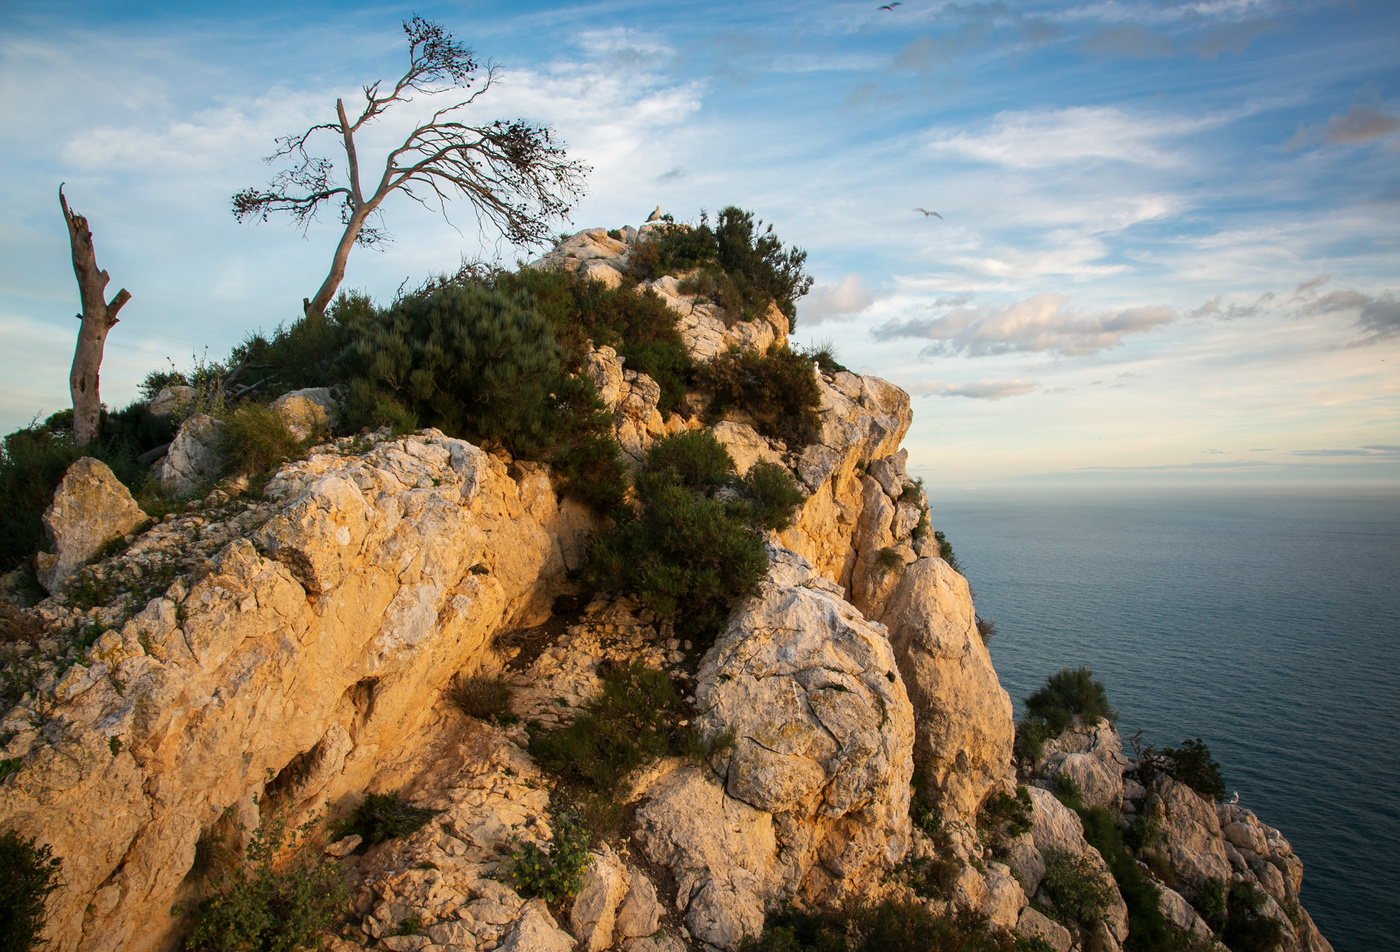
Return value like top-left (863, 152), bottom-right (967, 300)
top-left (584, 430), bottom-right (803, 642)
top-left (739, 900), bottom-right (1055, 952)
top-left (0, 830), bottom-right (61, 952)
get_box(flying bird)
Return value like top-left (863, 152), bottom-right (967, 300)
top-left (879, 2), bottom-right (902, 9)
top-left (913, 208), bottom-right (943, 219)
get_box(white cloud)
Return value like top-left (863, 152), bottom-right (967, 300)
top-left (873, 291), bottom-right (1175, 357)
top-left (906, 379), bottom-right (1037, 400)
top-left (798, 274), bottom-right (873, 325)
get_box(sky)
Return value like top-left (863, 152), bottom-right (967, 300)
top-left (1, 0), bottom-right (1397, 492)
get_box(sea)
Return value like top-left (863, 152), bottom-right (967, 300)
top-left (928, 486), bottom-right (1400, 952)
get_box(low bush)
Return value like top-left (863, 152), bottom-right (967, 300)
top-left (978, 786), bottom-right (1033, 840)
top-left (1130, 733), bottom-right (1228, 802)
top-left (1023, 667), bottom-right (1116, 736)
top-left (934, 530), bottom-right (963, 574)
top-left (183, 812), bottom-right (347, 952)
top-left (340, 280), bottom-right (564, 457)
top-left (503, 802), bottom-right (589, 904)
top-left (1219, 882), bottom-right (1286, 952)
top-left (741, 900), bottom-right (1054, 952)
top-left (0, 829), bottom-right (61, 952)
top-left (218, 404), bottom-right (305, 478)
top-left (330, 792), bottom-right (437, 846)
top-left (696, 343), bottom-right (822, 449)
top-left (1040, 848), bottom-right (1115, 928)
top-left (629, 207), bottom-right (813, 327)
top-left (530, 662), bottom-right (705, 791)
top-left (735, 460), bottom-right (805, 531)
top-left (586, 431), bottom-right (770, 641)
top-left (446, 674), bottom-right (513, 720)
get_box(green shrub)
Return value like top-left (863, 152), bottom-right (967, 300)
top-left (876, 546), bottom-right (904, 573)
top-left (628, 207), bottom-right (812, 326)
top-left (0, 830), bottom-right (61, 952)
top-left (231, 300), bottom-right (354, 399)
top-left (183, 812), bottom-right (347, 952)
top-left (502, 267), bottom-right (692, 417)
top-left (1024, 667), bottom-right (1116, 736)
top-left (218, 404), bottom-right (305, 478)
top-left (503, 802), bottom-right (589, 903)
top-left (1220, 882), bottom-right (1285, 952)
top-left (934, 530), bottom-right (963, 573)
top-left (976, 617), bottom-right (998, 643)
top-left (340, 280), bottom-right (563, 456)
top-left (696, 343), bottom-right (822, 448)
top-left (1161, 739), bottom-right (1227, 802)
top-left (742, 899), bottom-right (1049, 952)
top-left (735, 460), bottom-right (805, 531)
top-left (1040, 848), bottom-right (1115, 928)
top-left (586, 431), bottom-right (769, 641)
top-left (1193, 878), bottom-right (1227, 925)
top-left (1051, 772), bottom-right (1084, 811)
top-left (530, 662), bottom-right (704, 790)
top-left (331, 792), bottom-right (437, 846)
top-left (446, 674), bottom-right (513, 720)
top-left (978, 786), bottom-right (1033, 840)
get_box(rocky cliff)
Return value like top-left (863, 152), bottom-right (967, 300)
top-left (0, 218), bottom-right (1328, 952)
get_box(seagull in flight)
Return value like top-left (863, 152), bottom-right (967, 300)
top-left (879, 2), bottom-right (902, 9)
top-left (913, 208), bottom-right (943, 219)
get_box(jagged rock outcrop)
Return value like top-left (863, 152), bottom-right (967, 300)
top-left (877, 557), bottom-right (1014, 826)
top-left (156, 412), bottom-right (224, 495)
top-left (272, 386), bottom-right (338, 441)
top-left (33, 458), bottom-right (147, 594)
top-left (0, 430), bottom-right (596, 952)
top-left (636, 545), bottom-right (914, 949)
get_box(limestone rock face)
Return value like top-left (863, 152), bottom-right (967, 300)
top-left (635, 546), bottom-right (914, 950)
top-left (584, 345), bottom-right (694, 464)
top-left (570, 845), bottom-right (630, 952)
top-left (0, 430), bottom-right (597, 952)
top-left (1150, 777), bottom-right (1233, 900)
top-left (642, 275), bottom-right (791, 362)
top-left (34, 458), bottom-right (147, 594)
top-left (531, 227), bottom-right (632, 277)
top-left (156, 412), bottom-right (224, 495)
top-left (876, 557), bottom-right (1014, 825)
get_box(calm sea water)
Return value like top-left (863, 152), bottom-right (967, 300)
top-left (929, 487), bottom-right (1400, 952)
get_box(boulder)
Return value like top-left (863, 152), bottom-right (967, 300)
top-left (571, 844), bottom-right (630, 952)
top-left (497, 900), bottom-right (576, 952)
top-left (711, 421), bottom-right (784, 476)
top-left (1017, 906), bottom-right (1073, 952)
top-left (272, 387), bottom-right (337, 441)
top-left (615, 870), bottom-right (662, 938)
top-left (34, 457), bottom-right (147, 594)
top-left (147, 385), bottom-right (195, 418)
top-left (1050, 752), bottom-right (1123, 811)
top-left (156, 412), bottom-right (225, 495)
top-left (876, 557), bottom-right (1014, 825)
top-left (635, 546), bottom-right (915, 950)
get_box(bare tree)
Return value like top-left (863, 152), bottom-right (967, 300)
top-left (233, 17), bottom-right (588, 318)
top-left (60, 186), bottom-right (131, 448)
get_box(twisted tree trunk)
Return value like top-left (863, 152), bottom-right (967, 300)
top-left (60, 186), bottom-right (130, 448)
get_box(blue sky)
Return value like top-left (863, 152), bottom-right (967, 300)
top-left (2, 0), bottom-right (1397, 489)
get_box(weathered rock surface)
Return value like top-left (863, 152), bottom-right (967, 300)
top-left (156, 412), bottom-right (225, 495)
top-left (146, 385), bottom-right (195, 419)
top-left (0, 430), bottom-right (596, 952)
top-left (272, 387), bottom-right (337, 441)
top-left (34, 458), bottom-right (147, 594)
top-left (634, 546), bottom-right (914, 949)
top-left (876, 557), bottom-right (1013, 825)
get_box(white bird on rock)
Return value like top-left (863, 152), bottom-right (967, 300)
top-left (645, 206), bottom-right (663, 223)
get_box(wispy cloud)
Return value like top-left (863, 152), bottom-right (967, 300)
top-left (873, 292), bottom-right (1175, 357)
top-left (1325, 105), bottom-right (1400, 145)
top-left (907, 379), bottom-right (1037, 400)
top-left (1189, 19), bottom-right (1281, 59)
top-left (1079, 24), bottom-right (1173, 59)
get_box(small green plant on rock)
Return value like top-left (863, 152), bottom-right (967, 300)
top-left (1040, 848), bottom-right (1115, 928)
top-left (330, 792), bottom-right (437, 846)
top-left (978, 786), bottom-right (1033, 840)
top-left (696, 343), bottom-right (822, 449)
top-left (503, 802), bottom-right (589, 904)
top-left (0, 829), bottom-right (62, 952)
top-left (446, 673), bottom-right (513, 720)
top-left (182, 811), bottom-right (347, 952)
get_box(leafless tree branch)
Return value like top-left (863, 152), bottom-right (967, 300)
top-left (231, 17), bottom-right (588, 317)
